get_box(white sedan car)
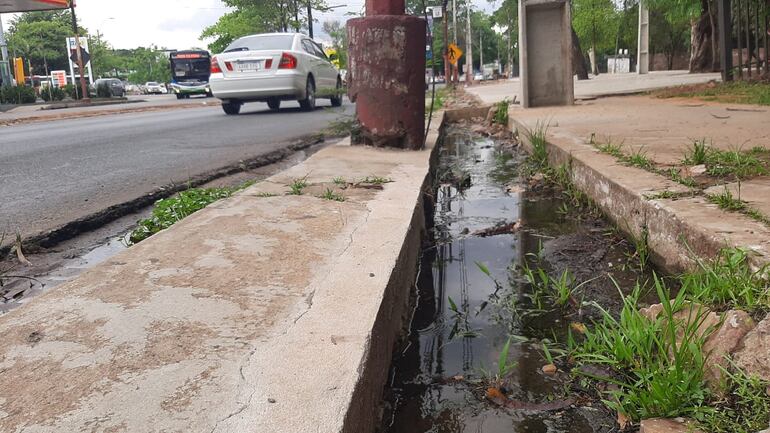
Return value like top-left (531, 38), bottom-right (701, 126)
top-left (209, 33), bottom-right (342, 115)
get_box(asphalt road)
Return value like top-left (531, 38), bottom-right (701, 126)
top-left (0, 99), bottom-right (354, 240)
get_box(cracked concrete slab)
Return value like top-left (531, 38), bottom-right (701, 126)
top-left (0, 117), bottom-right (440, 432)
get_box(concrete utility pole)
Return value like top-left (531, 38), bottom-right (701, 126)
top-left (452, 0), bottom-right (457, 43)
top-left (69, 1), bottom-right (90, 102)
top-left (465, 3), bottom-right (473, 85)
top-left (637, 0), bottom-right (649, 74)
top-left (479, 31), bottom-right (483, 77)
top-left (347, 0), bottom-right (425, 149)
top-left (0, 14), bottom-right (10, 86)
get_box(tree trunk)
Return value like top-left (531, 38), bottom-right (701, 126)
top-left (689, 5), bottom-right (716, 72)
top-left (572, 27), bottom-right (590, 80)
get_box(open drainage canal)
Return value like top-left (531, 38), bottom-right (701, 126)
top-left (381, 126), bottom-right (659, 433)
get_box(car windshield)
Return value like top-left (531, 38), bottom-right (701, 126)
top-left (224, 35), bottom-right (294, 53)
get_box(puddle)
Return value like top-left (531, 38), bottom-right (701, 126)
top-left (381, 127), bottom-right (657, 433)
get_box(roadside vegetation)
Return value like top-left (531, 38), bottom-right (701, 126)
top-left (129, 182), bottom-right (253, 244)
top-left (655, 80), bottom-right (770, 106)
top-left (515, 130), bottom-right (770, 432)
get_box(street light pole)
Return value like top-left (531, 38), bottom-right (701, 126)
top-left (69, 1), bottom-right (90, 102)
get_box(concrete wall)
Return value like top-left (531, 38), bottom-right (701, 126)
top-left (519, 0), bottom-right (574, 108)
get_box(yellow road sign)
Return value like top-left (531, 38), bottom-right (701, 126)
top-left (447, 43), bottom-right (463, 65)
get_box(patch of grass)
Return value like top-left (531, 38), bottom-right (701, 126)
top-left (572, 277), bottom-right (712, 421)
top-left (493, 99), bottom-right (509, 125)
top-left (526, 121), bottom-right (550, 169)
top-left (684, 139), bottom-right (711, 165)
top-left (705, 148), bottom-right (767, 178)
top-left (698, 366), bottom-right (770, 433)
top-left (520, 262), bottom-right (583, 308)
top-left (426, 87), bottom-right (448, 115)
top-left (595, 139), bottom-right (625, 158)
top-left (256, 192), bottom-right (277, 197)
top-left (360, 176), bottom-right (392, 185)
top-left (332, 176), bottom-right (346, 185)
top-left (681, 248), bottom-right (770, 313)
top-left (657, 81), bottom-right (770, 106)
top-left (644, 190), bottom-right (687, 200)
top-left (129, 182), bottom-right (253, 244)
top-left (622, 147), bottom-right (655, 170)
top-left (288, 177), bottom-right (309, 195)
top-left (707, 187), bottom-right (746, 211)
top-left (319, 188), bottom-right (345, 202)
top-left (665, 168), bottom-right (699, 188)
top-left (323, 114), bottom-right (359, 137)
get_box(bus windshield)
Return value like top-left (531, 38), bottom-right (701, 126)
top-left (170, 52), bottom-right (211, 83)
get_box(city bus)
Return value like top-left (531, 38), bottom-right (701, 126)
top-left (169, 50), bottom-right (212, 99)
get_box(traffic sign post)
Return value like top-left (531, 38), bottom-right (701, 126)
top-left (447, 43), bottom-right (463, 66)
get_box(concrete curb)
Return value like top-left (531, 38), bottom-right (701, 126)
top-left (0, 109), bottom-right (447, 432)
top-left (511, 116), bottom-right (770, 273)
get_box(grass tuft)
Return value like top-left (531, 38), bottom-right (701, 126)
top-left (288, 177), bottom-right (309, 195)
top-left (319, 188), bottom-right (345, 202)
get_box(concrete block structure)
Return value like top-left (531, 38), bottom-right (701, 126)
top-left (518, 0), bottom-right (574, 108)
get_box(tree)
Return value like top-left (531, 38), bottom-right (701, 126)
top-left (491, 0), bottom-right (518, 76)
top-left (322, 20), bottom-right (348, 68)
top-left (572, 0), bottom-right (618, 73)
top-left (5, 10), bottom-right (81, 74)
top-left (201, 0), bottom-right (329, 53)
top-left (649, 8), bottom-right (690, 69)
top-left (125, 47), bottom-right (171, 84)
top-left (649, 0), bottom-right (714, 72)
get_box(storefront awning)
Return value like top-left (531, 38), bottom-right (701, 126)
top-left (0, 0), bottom-right (70, 13)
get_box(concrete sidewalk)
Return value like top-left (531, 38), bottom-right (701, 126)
top-left (467, 70), bottom-right (721, 104)
top-left (509, 94), bottom-right (770, 272)
top-left (0, 116), bottom-right (441, 432)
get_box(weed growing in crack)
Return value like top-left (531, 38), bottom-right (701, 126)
top-left (332, 176), bottom-right (346, 185)
top-left (319, 188), bottom-right (345, 202)
top-left (708, 187), bottom-right (746, 211)
top-left (705, 147), bottom-right (767, 178)
top-left (684, 139), bottom-right (711, 165)
top-left (360, 176), bottom-right (392, 185)
top-left (665, 167), bottom-right (698, 188)
top-left (595, 139), bottom-right (625, 158)
top-left (256, 192), bottom-right (277, 197)
top-left (623, 147), bottom-right (655, 170)
top-left (288, 177), bottom-right (309, 195)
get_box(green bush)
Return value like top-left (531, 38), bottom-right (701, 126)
top-left (0, 85), bottom-right (37, 104)
top-left (64, 83), bottom-right (85, 100)
top-left (40, 87), bottom-right (66, 102)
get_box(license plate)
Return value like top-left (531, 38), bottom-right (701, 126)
top-left (237, 61), bottom-right (262, 71)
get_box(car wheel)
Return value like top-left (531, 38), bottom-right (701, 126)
top-left (222, 101), bottom-right (242, 115)
top-left (267, 98), bottom-right (281, 111)
top-left (330, 78), bottom-right (343, 107)
top-left (298, 77), bottom-right (316, 112)
top-left (176, 94), bottom-right (184, 100)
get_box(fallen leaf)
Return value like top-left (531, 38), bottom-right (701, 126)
top-left (617, 412), bottom-right (630, 429)
top-left (485, 387), bottom-right (506, 401)
top-left (570, 322), bottom-right (587, 334)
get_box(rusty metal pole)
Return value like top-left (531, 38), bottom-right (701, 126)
top-left (347, 0), bottom-right (426, 149)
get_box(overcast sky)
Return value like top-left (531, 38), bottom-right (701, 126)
top-left (1, 0), bottom-right (496, 50)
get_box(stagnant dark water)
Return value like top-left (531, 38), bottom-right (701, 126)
top-left (381, 127), bottom-right (655, 433)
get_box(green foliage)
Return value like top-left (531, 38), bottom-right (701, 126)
top-left (707, 187), bottom-right (746, 212)
top-left (39, 86), bottom-right (65, 102)
top-left (201, 0), bottom-right (329, 53)
top-left (288, 177), bottom-right (309, 195)
top-left (64, 84), bottom-right (84, 100)
top-left (319, 188), bottom-right (345, 202)
top-left (322, 20), bottom-right (348, 68)
top-left (572, 0), bottom-right (619, 55)
top-left (659, 81), bottom-right (770, 106)
top-left (0, 86), bottom-right (36, 104)
top-left (526, 121), bottom-right (550, 169)
top-left (493, 100), bottom-right (509, 125)
top-left (681, 248), bottom-right (770, 313)
top-left (684, 139), bottom-right (710, 165)
top-left (698, 367), bottom-right (770, 433)
top-left (5, 11), bottom-right (81, 74)
top-left (129, 184), bottom-right (250, 244)
top-left (704, 148), bottom-right (767, 178)
top-left (573, 277), bottom-right (711, 421)
top-left (125, 46), bottom-right (171, 84)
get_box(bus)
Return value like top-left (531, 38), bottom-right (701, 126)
top-left (169, 50), bottom-right (212, 99)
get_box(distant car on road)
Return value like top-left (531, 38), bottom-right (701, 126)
top-left (209, 33), bottom-right (343, 115)
top-left (143, 82), bottom-right (165, 95)
top-left (92, 78), bottom-right (125, 97)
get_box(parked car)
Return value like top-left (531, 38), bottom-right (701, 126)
top-left (92, 78), bottom-right (125, 97)
top-left (144, 82), bottom-right (165, 95)
top-left (209, 33), bottom-right (343, 115)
